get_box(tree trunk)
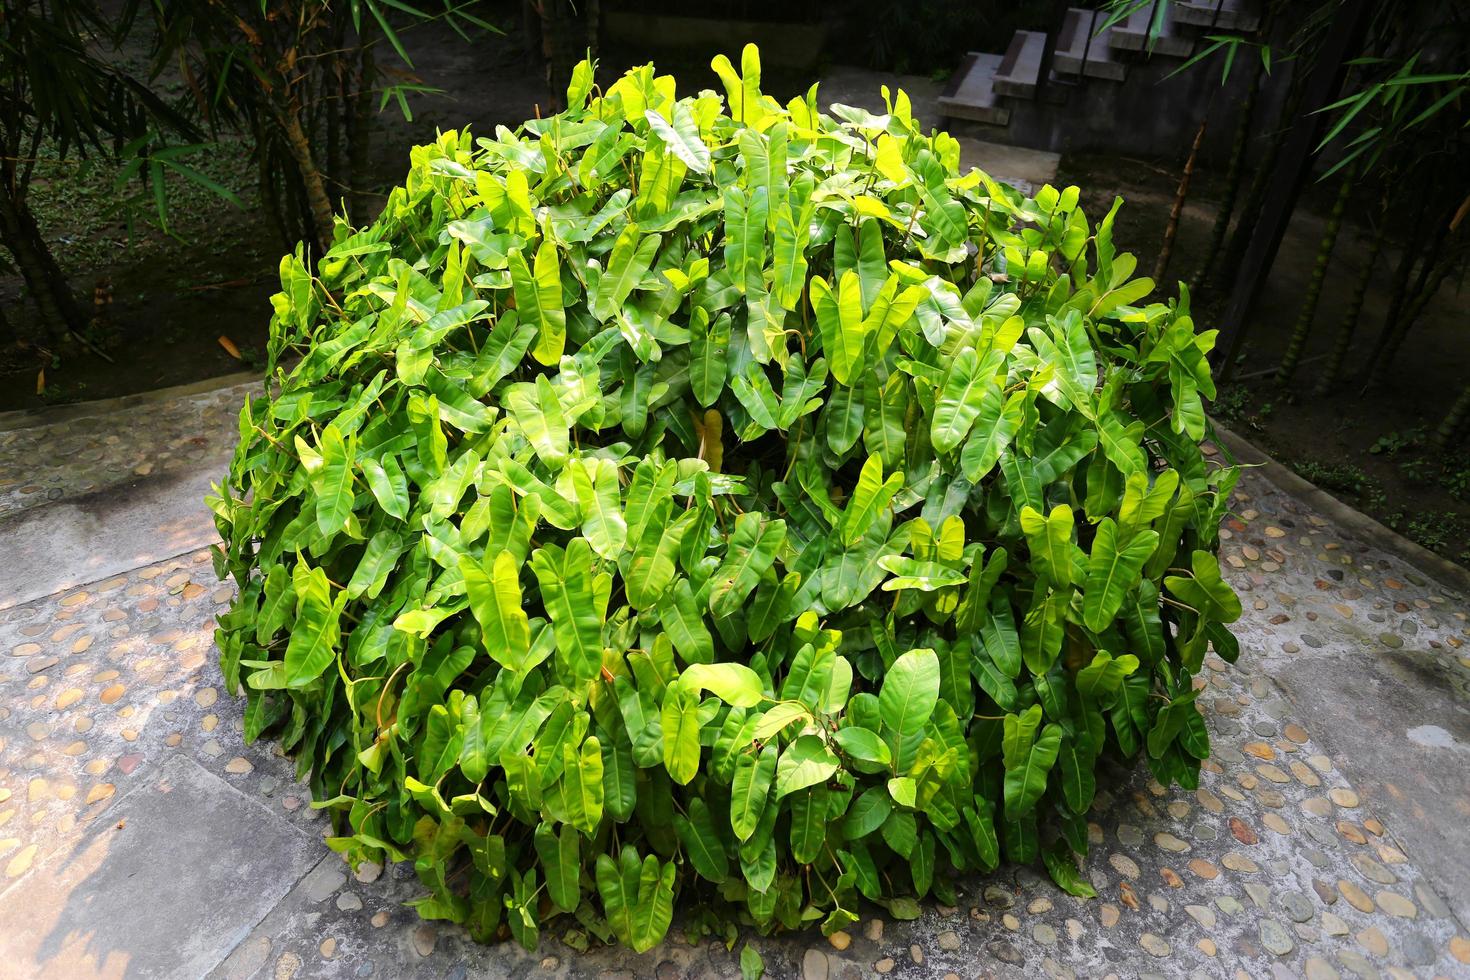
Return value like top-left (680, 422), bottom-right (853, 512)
top-left (1433, 381), bottom-right (1470, 450)
top-left (1154, 117), bottom-right (1207, 287)
top-left (274, 101), bottom-right (336, 253)
top-left (1315, 204), bottom-right (1385, 394)
top-left (1193, 60), bottom-right (1262, 291)
top-left (1276, 169), bottom-right (1354, 384)
top-left (0, 187), bottom-right (85, 341)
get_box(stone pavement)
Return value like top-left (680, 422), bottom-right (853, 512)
top-left (4, 395), bottom-right (1470, 980)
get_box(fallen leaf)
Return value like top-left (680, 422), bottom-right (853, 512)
top-left (218, 335), bottom-right (242, 359)
top-left (35, 369), bottom-right (44, 395)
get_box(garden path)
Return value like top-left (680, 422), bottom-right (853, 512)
top-left (2, 381), bottom-right (1470, 980)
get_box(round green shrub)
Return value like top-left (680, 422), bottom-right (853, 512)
top-left (211, 46), bottom-right (1241, 951)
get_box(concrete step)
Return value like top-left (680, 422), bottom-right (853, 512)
top-left (1053, 7), bottom-right (1127, 82)
top-left (1108, 3), bottom-right (1196, 59)
top-left (1174, 0), bottom-right (1261, 32)
top-left (938, 52), bottom-right (1010, 126)
top-left (993, 30), bottom-right (1047, 99)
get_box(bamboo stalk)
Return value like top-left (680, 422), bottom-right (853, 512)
top-left (1275, 167), bottom-right (1354, 384)
top-left (1432, 381), bottom-right (1470, 450)
top-left (0, 184), bottom-right (86, 338)
top-left (1315, 205), bottom-right (1385, 395)
top-left (274, 100), bottom-right (336, 253)
top-left (1364, 251), bottom-right (1454, 389)
top-left (1193, 61), bottom-right (1262, 291)
top-left (1154, 117), bottom-right (1207, 286)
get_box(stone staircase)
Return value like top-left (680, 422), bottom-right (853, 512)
top-left (938, 0), bottom-right (1260, 134)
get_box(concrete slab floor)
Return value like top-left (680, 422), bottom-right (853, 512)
top-left (0, 755), bottom-right (320, 979)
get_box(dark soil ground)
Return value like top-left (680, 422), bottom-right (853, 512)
top-left (2, 14), bottom-right (1464, 566)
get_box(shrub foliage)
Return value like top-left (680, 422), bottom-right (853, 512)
top-left (211, 47), bottom-right (1241, 950)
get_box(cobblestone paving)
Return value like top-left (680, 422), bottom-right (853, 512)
top-left (2, 453), bottom-right (1469, 978)
top-left (0, 380), bottom-right (256, 519)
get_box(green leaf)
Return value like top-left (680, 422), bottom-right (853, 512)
top-left (507, 375), bottom-right (569, 467)
top-left (724, 185), bottom-right (769, 293)
top-left (1019, 504), bottom-right (1078, 589)
top-left (931, 347), bottom-right (991, 453)
top-left (752, 702), bottom-right (809, 741)
top-left (772, 204), bottom-right (810, 312)
top-left (680, 662), bottom-right (765, 707)
top-left (690, 310), bottom-right (730, 407)
top-left (774, 734), bottom-right (840, 798)
top-left (283, 565), bottom-right (343, 687)
top-left (461, 551), bottom-right (532, 672)
top-left (661, 685), bottom-right (702, 785)
top-left (554, 736), bottom-right (604, 835)
top-left (313, 425), bottom-right (356, 535)
top-left (510, 238), bottom-right (566, 365)
top-left (811, 271), bottom-right (867, 385)
top-left (1165, 550), bottom-right (1243, 623)
top-left (345, 529), bottom-right (405, 600)
top-left (630, 854), bottom-right (676, 952)
top-left (731, 743), bottom-right (777, 841)
top-left (961, 388), bottom-right (1023, 482)
top-left (534, 822), bottom-right (581, 912)
top-left (833, 726), bottom-right (891, 770)
top-left (1077, 650), bottom-right (1141, 704)
top-left (675, 797), bottom-right (729, 882)
top-left (1042, 839), bottom-right (1097, 898)
top-left (659, 579), bottom-right (715, 664)
top-left (571, 457), bottom-right (628, 561)
top-left (1003, 721), bottom-right (1062, 819)
top-left (844, 784), bottom-right (893, 838)
top-left (740, 943), bottom-right (765, 980)
top-left (708, 513), bottom-right (786, 618)
top-left (878, 555), bottom-right (968, 592)
top-left (361, 454), bottom-right (409, 521)
top-left (593, 223), bottom-right (662, 321)
top-left (1058, 730), bottom-right (1097, 814)
top-left (878, 648), bottom-right (940, 738)
top-left (646, 104), bottom-right (710, 173)
top-left (529, 539), bottom-right (604, 686)
top-left (1083, 520), bottom-right (1160, 633)
top-left (841, 454), bottom-right (903, 547)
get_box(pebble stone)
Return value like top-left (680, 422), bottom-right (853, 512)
top-left (1260, 920), bottom-right (1295, 956)
top-left (1139, 934), bottom-right (1170, 957)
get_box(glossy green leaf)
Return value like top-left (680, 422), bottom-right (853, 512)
top-left (774, 734), bottom-right (840, 798)
top-left (1003, 721), bottom-right (1062, 819)
top-left (1083, 519), bottom-right (1160, 633)
top-left (731, 743), bottom-right (776, 841)
top-left (461, 551), bottom-right (532, 672)
top-left (675, 797), bottom-right (729, 882)
top-left (878, 648), bottom-right (940, 738)
top-left (534, 822), bottom-right (581, 912)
